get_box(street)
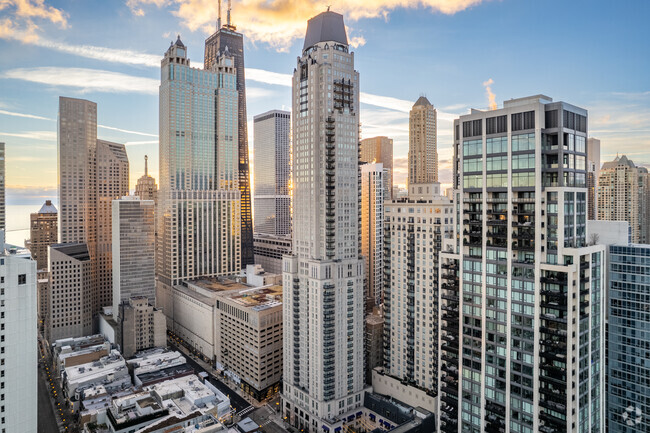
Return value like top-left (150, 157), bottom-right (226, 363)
top-left (37, 362), bottom-right (59, 433)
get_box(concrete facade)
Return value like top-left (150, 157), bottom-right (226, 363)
top-left (360, 136), bottom-right (394, 199)
top-left (253, 233), bottom-right (291, 275)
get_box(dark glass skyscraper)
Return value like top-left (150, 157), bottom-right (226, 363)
top-left (205, 21), bottom-right (254, 266)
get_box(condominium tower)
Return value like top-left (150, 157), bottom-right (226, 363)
top-left (360, 162), bottom-right (389, 312)
top-left (408, 97), bottom-right (438, 185)
top-left (253, 110), bottom-right (291, 236)
top-left (608, 243), bottom-right (650, 432)
top-left (58, 97), bottom-right (129, 319)
top-left (29, 200), bottom-right (57, 270)
top-left (360, 136), bottom-right (394, 199)
top-left (598, 154), bottom-right (650, 243)
top-left (438, 95), bottom-right (605, 433)
top-left (0, 238), bottom-right (37, 433)
top-left (0, 143), bottom-right (4, 233)
top-left (156, 37), bottom-right (241, 301)
top-left (282, 11), bottom-right (367, 432)
top-left (205, 12), bottom-right (254, 266)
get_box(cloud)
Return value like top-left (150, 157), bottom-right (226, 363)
top-left (124, 140), bottom-right (158, 146)
top-left (98, 125), bottom-right (157, 137)
top-left (0, 130), bottom-right (56, 141)
top-left (0, 0), bottom-right (67, 43)
top-left (246, 68), bottom-right (291, 87)
top-left (0, 67), bottom-right (159, 94)
top-left (32, 39), bottom-right (160, 67)
top-left (126, 0), bottom-right (484, 52)
top-left (482, 78), bottom-right (497, 110)
top-left (0, 109), bottom-right (53, 121)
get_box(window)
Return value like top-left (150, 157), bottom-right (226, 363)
top-left (512, 133), bottom-right (535, 152)
top-left (545, 110), bottom-right (558, 128)
top-left (487, 136), bottom-right (507, 154)
top-left (18, 274), bottom-right (26, 285)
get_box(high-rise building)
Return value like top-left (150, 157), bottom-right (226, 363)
top-left (156, 37), bottom-right (241, 306)
top-left (29, 200), bottom-right (58, 270)
top-left (382, 182), bottom-right (452, 412)
top-left (598, 154), bottom-right (650, 243)
top-left (0, 236), bottom-right (37, 433)
top-left (47, 243), bottom-right (93, 342)
top-left (282, 11), bottom-right (368, 432)
top-left (607, 243), bottom-right (650, 433)
top-left (0, 143), bottom-right (5, 233)
top-left (587, 138), bottom-right (600, 220)
top-left (360, 162), bottom-right (389, 312)
top-left (360, 136), bottom-right (394, 198)
top-left (115, 297), bottom-right (166, 358)
top-left (438, 95), bottom-right (605, 433)
top-left (253, 110), bottom-right (291, 236)
top-left (205, 9), bottom-right (254, 266)
top-left (112, 196), bottom-right (155, 314)
top-left (253, 233), bottom-right (292, 275)
top-left (135, 155), bottom-right (158, 203)
top-left (408, 97), bottom-right (438, 185)
top-left (58, 97), bottom-right (129, 319)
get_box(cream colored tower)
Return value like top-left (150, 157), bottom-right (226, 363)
top-left (360, 136), bottom-right (393, 198)
top-left (135, 155), bottom-right (158, 204)
top-left (408, 96), bottom-right (438, 185)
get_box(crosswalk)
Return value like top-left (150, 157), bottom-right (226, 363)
top-left (238, 404), bottom-right (255, 418)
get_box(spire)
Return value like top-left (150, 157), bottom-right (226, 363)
top-left (227, 0), bottom-right (231, 27)
top-left (144, 155), bottom-right (148, 176)
top-left (217, 0), bottom-right (222, 29)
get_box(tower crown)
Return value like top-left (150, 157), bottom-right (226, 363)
top-left (303, 10), bottom-right (348, 52)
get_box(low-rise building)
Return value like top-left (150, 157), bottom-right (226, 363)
top-left (53, 334), bottom-right (111, 376)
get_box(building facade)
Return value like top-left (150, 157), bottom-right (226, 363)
top-left (0, 238), bottom-right (37, 433)
top-left (205, 17), bottom-right (254, 266)
top-left (58, 97), bottom-right (129, 319)
top-left (408, 97), bottom-right (438, 185)
top-left (116, 297), bottom-right (166, 358)
top-left (135, 155), bottom-right (158, 203)
top-left (438, 95), bottom-right (605, 433)
top-left (360, 136), bottom-right (394, 199)
top-left (360, 163), bottom-right (389, 312)
top-left (282, 11), bottom-right (367, 432)
top-left (156, 37), bottom-right (241, 306)
top-left (112, 196), bottom-right (156, 314)
top-left (383, 182), bottom-right (452, 411)
top-left (587, 138), bottom-right (600, 220)
top-left (29, 200), bottom-right (58, 270)
top-left (47, 243), bottom-right (93, 342)
top-left (0, 143), bottom-right (4, 233)
top-left (253, 233), bottom-right (292, 275)
top-left (608, 244), bottom-right (650, 432)
top-left (598, 154), bottom-right (650, 243)
top-left (253, 110), bottom-right (291, 236)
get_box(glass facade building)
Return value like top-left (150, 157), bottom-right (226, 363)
top-left (608, 244), bottom-right (650, 432)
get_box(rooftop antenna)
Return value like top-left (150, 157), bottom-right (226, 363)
top-left (144, 155), bottom-right (148, 176)
top-left (217, 0), bottom-right (222, 30)
top-left (227, 0), bottom-right (231, 27)
top-left (327, 5), bottom-right (331, 11)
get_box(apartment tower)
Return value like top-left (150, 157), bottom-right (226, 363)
top-left (597, 154), bottom-right (650, 243)
top-left (360, 136), bottom-right (394, 199)
top-left (156, 37), bottom-right (241, 309)
top-left (0, 143), bottom-right (4, 233)
top-left (586, 138), bottom-right (600, 220)
top-left (408, 97), bottom-right (438, 185)
top-left (204, 7), bottom-right (254, 266)
top-left (438, 95), bottom-right (605, 433)
top-left (282, 11), bottom-right (367, 432)
top-left (253, 110), bottom-right (291, 236)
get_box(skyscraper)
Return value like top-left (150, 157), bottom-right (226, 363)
top-left (360, 136), bottom-right (394, 199)
top-left (598, 154), bottom-right (650, 243)
top-left (360, 162), bottom-right (388, 312)
top-left (205, 8), bottom-right (254, 266)
top-left (382, 182), bottom-right (452, 412)
top-left (112, 196), bottom-right (155, 314)
top-left (607, 243), bottom-right (650, 432)
top-left (29, 200), bottom-right (58, 271)
top-left (156, 37), bottom-right (241, 301)
top-left (586, 138), bottom-right (600, 220)
top-left (253, 110), bottom-right (291, 236)
top-left (282, 11), bottom-right (367, 432)
top-left (408, 97), bottom-right (438, 185)
top-left (58, 97), bottom-right (129, 319)
top-left (439, 95), bottom-right (605, 433)
top-left (0, 143), bottom-right (5, 233)
top-left (135, 155), bottom-right (158, 203)
top-left (0, 237), bottom-right (37, 433)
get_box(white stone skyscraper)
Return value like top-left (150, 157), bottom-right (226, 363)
top-left (156, 37), bottom-right (241, 316)
top-left (282, 10), bottom-right (367, 433)
top-left (253, 110), bottom-right (291, 236)
top-left (438, 95), bottom-right (605, 433)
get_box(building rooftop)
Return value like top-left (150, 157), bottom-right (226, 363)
top-left (64, 350), bottom-right (127, 385)
top-left (188, 278), bottom-right (249, 293)
top-left (37, 200), bottom-right (57, 214)
top-left (217, 284), bottom-right (282, 311)
top-left (413, 96), bottom-right (432, 108)
top-left (303, 10), bottom-right (348, 52)
top-left (128, 350), bottom-right (187, 377)
top-left (601, 154), bottom-right (638, 170)
top-left (51, 242), bottom-right (91, 261)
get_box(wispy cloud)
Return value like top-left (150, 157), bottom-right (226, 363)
top-left (0, 67), bottom-right (159, 94)
top-left (124, 140), bottom-right (158, 146)
top-left (0, 0), bottom-right (67, 43)
top-left (32, 38), bottom-right (160, 67)
top-left (126, 0), bottom-right (485, 52)
top-left (98, 125), bottom-right (157, 137)
top-left (0, 130), bottom-right (56, 141)
top-left (0, 109), bottom-right (53, 121)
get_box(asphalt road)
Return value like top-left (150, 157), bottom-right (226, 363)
top-left (37, 364), bottom-right (60, 433)
top-left (167, 342), bottom-right (250, 412)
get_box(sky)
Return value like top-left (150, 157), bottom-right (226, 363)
top-left (0, 0), bottom-right (649, 209)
